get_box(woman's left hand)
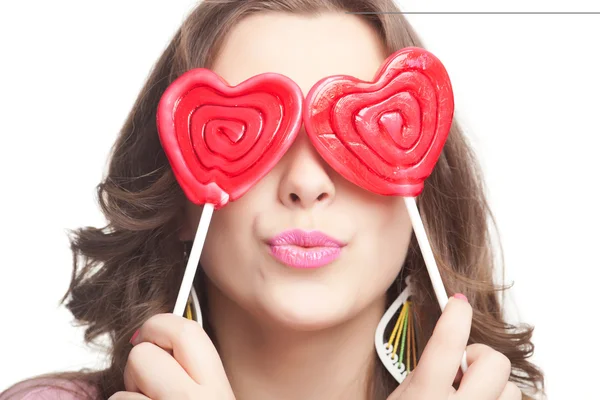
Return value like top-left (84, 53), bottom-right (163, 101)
top-left (388, 343), bottom-right (522, 400)
top-left (386, 296), bottom-right (521, 400)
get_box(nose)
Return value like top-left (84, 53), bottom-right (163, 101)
top-left (278, 132), bottom-right (335, 209)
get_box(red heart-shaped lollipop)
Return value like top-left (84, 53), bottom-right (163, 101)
top-left (157, 69), bottom-right (303, 209)
top-left (304, 46), bottom-right (454, 197)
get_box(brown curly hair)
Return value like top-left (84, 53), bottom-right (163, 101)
top-left (3, 1), bottom-right (545, 399)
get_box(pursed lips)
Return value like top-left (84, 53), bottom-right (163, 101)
top-left (267, 229), bottom-right (345, 269)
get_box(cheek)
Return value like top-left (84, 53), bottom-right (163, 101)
top-left (198, 193), bottom-right (265, 292)
top-left (201, 204), bottom-right (249, 271)
top-left (375, 199), bottom-right (411, 240)
top-left (336, 179), bottom-right (411, 254)
top-left (355, 194), bottom-right (411, 237)
top-left (358, 198), bottom-right (412, 276)
top-left (199, 173), bottom-right (279, 268)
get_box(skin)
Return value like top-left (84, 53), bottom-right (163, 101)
top-left (109, 11), bottom-right (522, 400)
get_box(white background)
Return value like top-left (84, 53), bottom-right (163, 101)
top-left (1, 1), bottom-right (598, 398)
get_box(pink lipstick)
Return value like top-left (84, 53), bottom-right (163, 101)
top-left (267, 229), bottom-right (345, 269)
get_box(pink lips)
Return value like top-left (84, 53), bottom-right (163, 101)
top-left (267, 229), bottom-right (345, 269)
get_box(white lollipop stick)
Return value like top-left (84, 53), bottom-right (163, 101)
top-left (172, 204), bottom-right (215, 324)
top-left (404, 197), bottom-right (469, 374)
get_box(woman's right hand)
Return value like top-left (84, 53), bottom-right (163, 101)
top-left (387, 295), bottom-right (522, 400)
top-left (108, 313), bottom-right (236, 400)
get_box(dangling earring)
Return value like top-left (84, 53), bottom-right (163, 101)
top-left (375, 274), bottom-right (418, 384)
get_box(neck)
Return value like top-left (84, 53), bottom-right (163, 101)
top-left (204, 283), bottom-right (386, 400)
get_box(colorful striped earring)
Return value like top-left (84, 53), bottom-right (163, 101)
top-left (375, 275), bottom-right (418, 384)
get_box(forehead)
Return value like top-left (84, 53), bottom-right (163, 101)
top-left (210, 12), bottom-right (386, 94)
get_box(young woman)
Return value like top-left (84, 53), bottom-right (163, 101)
top-left (1, 0), bottom-right (544, 399)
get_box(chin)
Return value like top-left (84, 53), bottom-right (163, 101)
top-left (259, 281), bottom-right (356, 332)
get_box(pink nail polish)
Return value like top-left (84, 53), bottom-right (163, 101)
top-left (129, 329), bottom-right (140, 345)
top-left (453, 293), bottom-right (468, 303)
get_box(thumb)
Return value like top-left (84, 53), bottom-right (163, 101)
top-left (385, 295), bottom-right (472, 399)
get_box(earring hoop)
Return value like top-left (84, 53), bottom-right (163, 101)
top-left (375, 274), bottom-right (418, 384)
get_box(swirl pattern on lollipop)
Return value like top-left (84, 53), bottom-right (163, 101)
top-left (304, 46), bottom-right (454, 197)
top-left (157, 69), bottom-right (303, 208)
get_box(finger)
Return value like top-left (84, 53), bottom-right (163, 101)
top-left (409, 295), bottom-right (472, 398)
top-left (133, 313), bottom-right (233, 395)
top-left (457, 343), bottom-right (512, 400)
top-left (108, 392), bottom-right (151, 400)
top-left (124, 341), bottom-right (200, 399)
top-left (498, 382), bottom-right (523, 400)
top-left (387, 371), bottom-right (457, 400)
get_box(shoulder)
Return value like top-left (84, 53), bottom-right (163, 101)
top-left (0, 377), bottom-right (98, 400)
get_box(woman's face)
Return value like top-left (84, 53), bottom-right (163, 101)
top-left (180, 12), bottom-right (413, 330)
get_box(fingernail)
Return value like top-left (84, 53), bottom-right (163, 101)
top-left (129, 329), bottom-right (140, 345)
top-left (453, 293), bottom-right (468, 303)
